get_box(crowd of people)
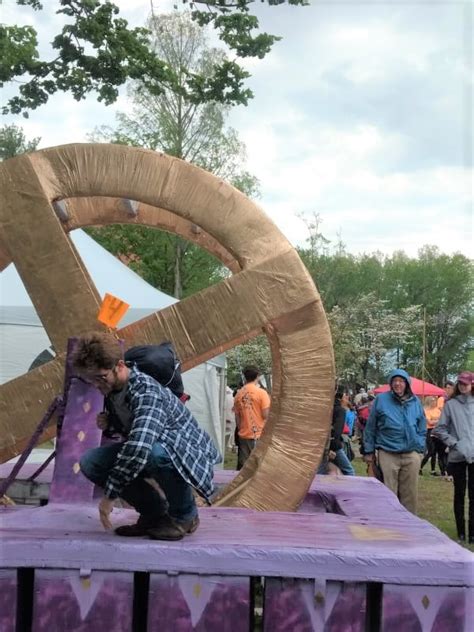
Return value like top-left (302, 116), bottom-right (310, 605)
top-left (317, 370), bottom-right (473, 545)
top-left (226, 368), bottom-right (473, 547)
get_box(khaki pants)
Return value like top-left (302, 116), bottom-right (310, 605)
top-left (378, 450), bottom-right (422, 514)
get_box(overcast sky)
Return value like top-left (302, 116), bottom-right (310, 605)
top-left (2, 0), bottom-right (473, 257)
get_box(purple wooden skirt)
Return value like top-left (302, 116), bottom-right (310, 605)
top-left (1, 473), bottom-right (473, 631)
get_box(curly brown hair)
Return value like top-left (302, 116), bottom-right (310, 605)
top-left (71, 332), bottom-right (123, 374)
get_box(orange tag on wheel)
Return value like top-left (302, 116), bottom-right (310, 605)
top-left (97, 293), bottom-right (130, 328)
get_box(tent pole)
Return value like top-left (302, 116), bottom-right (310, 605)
top-left (422, 307), bottom-right (427, 397)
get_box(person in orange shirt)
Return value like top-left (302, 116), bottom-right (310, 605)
top-left (233, 366), bottom-right (271, 470)
top-left (420, 396), bottom-right (442, 476)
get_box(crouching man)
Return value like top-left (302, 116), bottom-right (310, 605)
top-left (72, 332), bottom-right (220, 540)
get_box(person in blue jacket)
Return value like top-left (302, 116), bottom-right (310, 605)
top-left (363, 369), bottom-right (426, 514)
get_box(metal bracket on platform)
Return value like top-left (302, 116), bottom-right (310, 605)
top-left (52, 199), bottom-right (70, 222)
top-left (121, 199), bottom-right (139, 217)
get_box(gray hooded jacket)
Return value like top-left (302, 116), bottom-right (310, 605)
top-left (432, 394), bottom-right (474, 464)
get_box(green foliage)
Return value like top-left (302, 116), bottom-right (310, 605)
top-left (0, 25), bottom-right (39, 82)
top-left (298, 216), bottom-right (473, 386)
top-left (0, 123), bottom-right (40, 160)
top-left (382, 247), bottom-right (473, 383)
top-left (87, 13), bottom-right (259, 300)
top-left (192, 10), bottom-right (280, 59)
top-left (2, 0), bottom-right (308, 115)
top-left (2, 1), bottom-right (171, 115)
top-left (226, 336), bottom-right (272, 387)
top-left (90, 13), bottom-right (259, 192)
top-left (86, 224), bottom-right (225, 299)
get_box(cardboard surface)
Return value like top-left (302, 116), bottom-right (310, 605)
top-left (0, 144), bottom-right (335, 511)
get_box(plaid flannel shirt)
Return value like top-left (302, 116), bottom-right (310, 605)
top-left (104, 366), bottom-right (220, 501)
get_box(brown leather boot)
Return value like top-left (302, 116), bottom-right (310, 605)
top-left (148, 515), bottom-right (200, 541)
top-left (115, 515), bottom-right (165, 537)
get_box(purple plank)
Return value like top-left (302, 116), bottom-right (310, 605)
top-left (32, 569), bottom-right (133, 632)
top-left (263, 578), bottom-right (365, 632)
top-left (382, 584), bottom-right (469, 632)
top-left (0, 569), bottom-right (17, 632)
top-left (147, 574), bottom-right (250, 631)
top-left (49, 375), bottom-right (103, 504)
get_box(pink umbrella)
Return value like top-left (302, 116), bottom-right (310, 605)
top-left (374, 376), bottom-right (445, 397)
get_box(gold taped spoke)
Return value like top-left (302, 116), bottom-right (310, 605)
top-left (0, 356), bottom-right (65, 462)
top-left (0, 158), bottom-right (103, 351)
top-left (0, 240), bottom-right (10, 272)
top-left (118, 248), bottom-right (319, 369)
top-left (0, 144), bottom-right (335, 512)
top-left (61, 197), bottom-right (241, 274)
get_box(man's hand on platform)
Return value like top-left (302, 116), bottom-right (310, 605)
top-left (363, 454), bottom-right (374, 463)
top-left (99, 496), bottom-right (115, 530)
top-left (96, 413), bottom-right (109, 431)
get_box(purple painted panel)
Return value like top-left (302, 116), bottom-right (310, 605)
top-left (49, 375), bottom-right (103, 504)
top-left (148, 573), bottom-right (250, 632)
top-left (432, 590), bottom-right (468, 632)
top-left (0, 570), bottom-right (17, 632)
top-left (382, 584), bottom-right (467, 632)
top-left (32, 569), bottom-right (133, 632)
top-left (263, 578), bottom-right (365, 632)
top-left (324, 583), bottom-right (365, 632)
top-left (263, 578), bottom-right (320, 631)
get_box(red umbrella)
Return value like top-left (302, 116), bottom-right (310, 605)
top-left (374, 377), bottom-right (445, 397)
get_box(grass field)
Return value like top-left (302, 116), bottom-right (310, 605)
top-left (224, 449), bottom-right (474, 553)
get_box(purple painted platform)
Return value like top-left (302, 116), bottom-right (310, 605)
top-left (1, 342), bottom-right (473, 631)
top-left (2, 480), bottom-right (473, 584)
top-left (1, 476), bottom-right (473, 631)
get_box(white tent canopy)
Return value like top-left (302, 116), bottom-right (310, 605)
top-left (0, 229), bottom-right (226, 456)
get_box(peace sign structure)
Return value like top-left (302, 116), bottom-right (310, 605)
top-left (0, 144), bottom-right (334, 512)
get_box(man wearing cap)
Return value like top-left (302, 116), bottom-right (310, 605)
top-left (432, 371), bottom-right (474, 543)
top-left (363, 369), bottom-right (426, 514)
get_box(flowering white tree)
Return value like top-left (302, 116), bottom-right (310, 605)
top-left (328, 294), bottom-right (422, 386)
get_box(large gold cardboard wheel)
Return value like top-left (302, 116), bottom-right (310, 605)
top-left (0, 144), bottom-right (334, 511)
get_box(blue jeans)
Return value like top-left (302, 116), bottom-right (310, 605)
top-left (333, 448), bottom-right (355, 475)
top-left (80, 442), bottom-right (197, 523)
top-left (318, 448), bottom-right (356, 475)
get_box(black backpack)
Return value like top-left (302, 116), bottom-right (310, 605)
top-left (124, 342), bottom-right (184, 398)
top-left (103, 342), bottom-right (184, 437)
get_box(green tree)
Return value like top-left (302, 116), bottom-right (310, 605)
top-left (382, 247), bottom-right (473, 383)
top-left (1, 0), bottom-right (307, 116)
top-left (87, 223), bottom-right (226, 299)
top-left (297, 218), bottom-right (473, 385)
top-left (0, 123), bottom-right (40, 160)
top-left (297, 213), bottom-right (385, 311)
top-left (226, 336), bottom-right (272, 388)
top-left (87, 12), bottom-right (259, 299)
